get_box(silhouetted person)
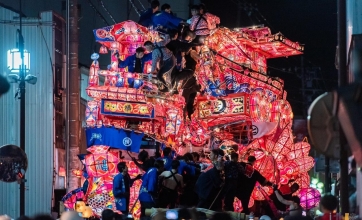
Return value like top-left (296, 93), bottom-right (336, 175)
top-left (139, 0), bottom-right (160, 27)
top-left (237, 156), bottom-right (273, 214)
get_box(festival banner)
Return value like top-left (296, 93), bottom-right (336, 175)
top-left (196, 93), bottom-right (250, 119)
top-left (101, 99), bottom-right (154, 119)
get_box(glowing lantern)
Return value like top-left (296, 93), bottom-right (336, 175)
top-left (265, 127), bottom-right (294, 161)
top-left (61, 188), bottom-right (85, 209)
top-left (250, 91), bottom-right (271, 122)
top-left (293, 156), bottom-right (315, 173)
top-left (234, 197), bottom-right (254, 212)
top-left (82, 206), bottom-right (93, 218)
top-left (85, 146), bottom-right (120, 177)
top-left (287, 141), bottom-right (311, 160)
top-left (254, 155), bottom-right (278, 183)
top-left (299, 187), bottom-right (321, 210)
top-left (99, 45), bottom-right (108, 54)
top-left (110, 42), bottom-right (119, 51)
top-left (295, 173), bottom-right (310, 187)
top-left (252, 184), bottom-right (272, 201)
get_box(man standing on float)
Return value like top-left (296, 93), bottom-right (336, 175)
top-left (144, 35), bottom-right (176, 92)
top-left (237, 156), bottom-right (273, 214)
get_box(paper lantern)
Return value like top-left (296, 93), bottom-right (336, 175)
top-left (99, 45), bottom-right (108, 54)
top-left (254, 155), bottom-right (278, 183)
top-left (265, 127), bottom-right (294, 161)
top-left (75, 201), bottom-right (86, 212)
top-left (293, 156), bottom-right (315, 173)
top-left (292, 173), bottom-right (310, 195)
top-left (252, 184), bottom-right (272, 201)
top-left (287, 141), bottom-right (311, 160)
top-left (299, 187), bottom-right (321, 210)
top-left (250, 91), bottom-right (271, 122)
top-left (85, 147), bottom-right (120, 177)
top-left (234, 197), bottom-right (254, 212)
top-left (61, 188), bottom-right (85, 209)
top-left (82, 206), bottom-right (93, 218)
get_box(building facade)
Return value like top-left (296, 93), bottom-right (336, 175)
top-left (0, 7), bottom-right (64, 217)
top-left (347, 0), bottom-right (362, 215)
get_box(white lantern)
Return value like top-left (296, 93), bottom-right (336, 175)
top-left (7, 48), bottom-right (30, 73)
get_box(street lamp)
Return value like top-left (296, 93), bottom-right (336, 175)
top-left (6, 0), bottom-right (37, 215)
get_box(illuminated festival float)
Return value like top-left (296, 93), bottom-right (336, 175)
top-left (62, 20), bottom-right (319, 218)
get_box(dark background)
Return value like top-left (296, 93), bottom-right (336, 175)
top-left (202, 0), bottom-right (339, 116)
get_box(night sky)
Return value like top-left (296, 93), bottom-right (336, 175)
top-left (203, 0), bottom-right (338, 116)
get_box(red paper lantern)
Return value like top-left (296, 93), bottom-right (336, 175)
top-left (250, 91), bottom-right (271, 122)
top-left (252, 184), bottom-right (272, 201)
top-left (293, 156), bottom-right (315, 173)
top-left (292, 173), bottom-right (310, 195)
top-left (234, 197), bottom-right (254, 212)
top-left (99, 45), bottom-right (108, 54)
top-left (299, 187), bottom-right (321, 210)
top-left (287, 141), bottom-right (311, 160)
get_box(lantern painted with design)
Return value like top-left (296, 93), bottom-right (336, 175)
top-left (250, 90), bottom-right (271, 122)
top-left (165, 108), bottom-right (183, 138)
top-left (287, 141), bottom-right (311, 160)
top-left (299, 187), bottom-right (321, 210)
top-left (85, 146), bottom-right (120, 177)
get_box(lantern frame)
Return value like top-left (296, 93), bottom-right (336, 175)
top-left (7, 48), bottom-right (30, 73)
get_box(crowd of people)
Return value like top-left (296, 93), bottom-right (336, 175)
top-left (111, 147), bottom-right (310, 220)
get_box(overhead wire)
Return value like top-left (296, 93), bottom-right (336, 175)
top-left (98, 0), bottom-right (116, 24)
top-left (136, 0), bottom-right (146, 11)
top-left (86, 0), bottom-right (110, 26)
top-left (89, 9), bottom-right (97, 55)
top-left (128, 0), bottom-right (141, 17)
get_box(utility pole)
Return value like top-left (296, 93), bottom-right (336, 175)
top-left (19, 0), bottom-right (26, 216)
top-left (66, 0), bottom-right (80, 192)
top-left (337, 0), bottom-right (349, 215)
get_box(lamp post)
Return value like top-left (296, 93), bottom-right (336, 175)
top-left (6, 0), bottom-right (37, 216)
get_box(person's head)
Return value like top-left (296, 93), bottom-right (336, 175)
top-left (151, 0), bottom-right (160, 11)
top-left (154, 159), bottom-right (165, 172)
top-left (190, 5), bottom-right (200, 16)
top-left (33, 215), bottom-right (54, 220)
top-left (154, 151), bottom-right (161, 159)
top-left (138, 150), bottom-right (149, 162)
top-left (171, 160), bottom-right (180, 170)
top-left (210, 149), bottom-right (224, 162)
top-left (60, 211), bottom-right (81, 220)
top-left (0, 75), bottom-right (10, 98)
top-left (161, 4), bottom-right (171, 13)
top-left (247, 156), bottom-right (256, 165)
top-left (16, 216), bottom-right (32, 220)
top-left (182, 30), bottom-right (196, 42)
top-left (291, 196), bottom-right (301, 207)
top-left (117, 162), bottom-right (128, 173)
top-left (231, 144), bottom-right (239, 152)
top-left (102, 209), bottom-right (115, 220)
top-left (199, 3), bottom-right (206, 14)
top-left (168, 29), bottom-right (179, 40)
top-left (210, 212), bottom-right (232, 220)
top-left (144, 41), bottom-right (154, 52)
top-left (290, 183), bottom-right (300, 193)
top-left (163, 147), bottom-right (172, 157)
top-left (191, 152), bottom-right (200, 162)
top-left (259, 216), bottom-right (271, 220)
top-left (135, 47), bottom-right (146, 59)
top-left (230, 152), bottom-right (239, 162)
top-left (320, 194), bottom-right (338, 213)
top-left (183, 153), bottom-right (193, 162)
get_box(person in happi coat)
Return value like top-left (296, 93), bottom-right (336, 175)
top-left (113, 162), bottom-right (142, 216)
